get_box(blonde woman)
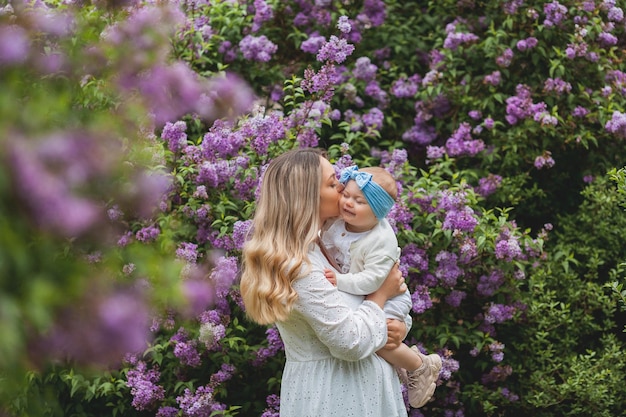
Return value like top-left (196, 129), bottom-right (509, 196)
top-left (241, 148), bottom-right (409, 417)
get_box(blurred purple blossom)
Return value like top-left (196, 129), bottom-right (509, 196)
top-left (252, 0), bottom-right (274, 32)
top-left (0, 24), bottom-right (30, 66)
top-left (239, 34), bottom-right (277, 62)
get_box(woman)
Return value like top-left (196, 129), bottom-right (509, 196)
top-left (240, 148), bottom-right (409, 417)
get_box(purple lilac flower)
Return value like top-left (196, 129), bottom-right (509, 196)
top-left (468, 110), bottom-right (482, 120)
top-left (505, 84), bottom-right (545, 125)
top-left (477, 270), bottom-right (505, 297)
top-left (301, 32), bottom-right (326, 54)
top-left (443, 30), bottom-right (479, 51)
top-left (302, 63), bottom-right (338, 103)
top-left (176, 242), bottom-right (200, 263)
top-left (177, 385), bottom-right (219, 417)
top-left (337, 15), bottom-right (352, 33)
top-left (500, 387), bottom-right (520, 402)
top-left (476, 174), bottom-right (502, 197)
top-left (136, 225), bottom-right (160, 242)
top-left (516, 36), bottom-right (538, 51)
top-left (171, 328), bottom-right (202, 367)
top-left (445, 290), bottom-right (466, 307)
top-left (445, 122), bottom-right (485, 156)
top-left (534, 151), bottom-right (556, 169)
top-left (199, 321), bottom-right (226, 350)
top-left (503, 0), bottom-right (524, 14)
top-left (608, 6), bottom-right (624, 21)
top-left (442, 206), bottom-right (478, 232)
top-left (572, 106), bottom-right (589, 118)
top-left (583, 174), bottom-right (594, 183)
top-left (605, 111), bottom-right (626, 138)
top-left (391, 74), bottom-right (420, 98)
top-left (156, 406), bottom-right (179, 417)
top-left (489, 341), bottom-right (505, 362)
top-left (439, 353), bottom-right (459, 380)
top-left (458, 237), bottom-right (477, 263)
top-left (218, 40), bottom-right (237, 62)
top-left (239, 35), bottom-right (277, 62)
top-left (161, 120), bottom-right (187, 153)
top-left (252, 0), bottom-right (273, 32)
top-left (544, 77), bottom-right (572, 95)
top-left (485, 303), bottom-right (517, 324)
top-left (316, 35), bottom-right (355, 63)
top-left (353, 56), bottom-right (377, 81)
top-left (544, 1), bottom-right (568, 26)
top-left (201, 119), bottom-right (244, 160)
top-left (483, 117), bottom-right (495, 129)
top-left (261, 393), bottom-right (281, 417)
top-left (254, 326), bottom-right (285, 365)
top-left (126, 361), bottom-right (165, 411)
top-left (411, 285), bottom-right (433, 314)
top-left (598, 31), bottom-right (618, 46)
top-left (484, 70), bottom-right (501, 86)
top-left (496, 48), bottom-right (513, 67)
top-left (495, 235), bottom-right (523, 261)
top-left (358, 0), bottom-right (387, 27)
top-left (435, 251), bottom-right (463, 287)
top-left (362, 107), bottom-right (384, 130)
top-left (426, 145), bottom-right (446, 160)
top-left (482, 364), bottom-right (513, 384)
top-left (232, 220), bottom-right (252, 249)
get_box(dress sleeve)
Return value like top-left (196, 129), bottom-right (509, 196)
top-left (292, 268), bottom-right (388, 362)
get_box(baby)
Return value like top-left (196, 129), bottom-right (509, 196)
top-left (320, 165), bottom-right (442, 409)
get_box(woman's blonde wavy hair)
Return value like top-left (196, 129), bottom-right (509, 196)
top-left (240, 148), bottom-right (324, 325)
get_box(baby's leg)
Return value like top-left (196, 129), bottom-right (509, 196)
top-left (376, 343), bottom-right (422, 372)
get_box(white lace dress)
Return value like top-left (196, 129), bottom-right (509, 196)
top-left (275, 245), bottom-right (408, 417)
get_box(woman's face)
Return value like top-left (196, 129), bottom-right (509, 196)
top-left (319, 157), bottom-right (341, 223)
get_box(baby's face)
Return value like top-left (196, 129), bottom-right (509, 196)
top-left (339, 180), bottom-right (379, 232)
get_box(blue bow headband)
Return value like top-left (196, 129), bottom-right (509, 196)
top-left (338, 165), bottom-right (395, 219)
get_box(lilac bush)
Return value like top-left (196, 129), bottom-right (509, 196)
top-left (4, 0), bottom-right (626, 417)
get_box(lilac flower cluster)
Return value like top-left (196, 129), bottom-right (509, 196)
top-left (316, 35), bottom-right (355, 64)
top-left (534, 151), bottom-right (556, 169)
top-left (199, 309), bottom-right (227, 350)
top-left (516, 37), bottom-right (538, 51)
top-left (302, 63), bottom-right (339, 102)
top-left (444, 122), bottom-right (485, 157)
top-left (435, 251), bottom-right (463, 287)
top-left (495, 230), bottom-right (524, 261)
top-left (543, 1), bottom-right (568, 27)
top-left (544, 77), bottom-right (572, 95)
top-left (239, 35), bottom-right (277, 62)
top-left (443, 23), bottom-right (479, 51)
top-left (445, 290), bottom-right (467, 307)
top-left (177, 385), bottom-right (224, 417)
top-left (411, 285), bottom-right (434, 314)
top-left (252, 0), bottom-right (274, 32)
top-left (605, 111), bottom-right (626, 138)
top-left (391, 74), bottom-right (420, 98)
top-left (261, 394), bottom-right (281, 417)
top-left (489, 341), bottom-right (505, 362)
top-left (171, 327), bottom-right (202, 367)
top-left (176, 241), bottom-right (200, 263)
top-left (477, 270), bottom-right (505, 297)
top-left (505, 84), bottom-right (547, 125)
top-left (475, 174), bottom-right (503, 197)
top-left (126, 361), bottom-right (165, 411)
top-left (253, 326), bottom-right (285, 366)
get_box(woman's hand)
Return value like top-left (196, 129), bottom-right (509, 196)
top-left (365, 263), bottom-right (406, 309)
top-left (384, 319), bottom-right (407, 350)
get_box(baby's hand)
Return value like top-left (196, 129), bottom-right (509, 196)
top-left (324, 268), bottom-right (337, 286)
